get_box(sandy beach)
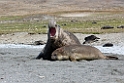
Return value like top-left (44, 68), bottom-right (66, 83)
top-left (0, 0), bottom-right (124, 82)
top-left (0, 32), bottom-right (124, 83)
top-left (0, 48), bottom-right (124, 83)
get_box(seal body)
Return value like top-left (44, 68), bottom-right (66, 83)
top-left (36, 20), bottom-right (81, 60)
top-left (51, 45), bottom-right (118, 61)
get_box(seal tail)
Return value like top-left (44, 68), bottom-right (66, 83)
top-left (106, 56), bottom-right (118, 60)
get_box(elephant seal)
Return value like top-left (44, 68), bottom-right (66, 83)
top-left (36, 20), bottom-right (81, 60)
top-left (51, 45), bottom-right (118, 61)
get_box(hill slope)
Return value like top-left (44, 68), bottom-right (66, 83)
top-left (0, 0), bottom-right (124, 16)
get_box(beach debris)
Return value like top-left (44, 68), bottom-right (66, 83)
top-left (39, 76), bottom-right (45, 79)
top-left (92, 21), bottom-right (97, 24)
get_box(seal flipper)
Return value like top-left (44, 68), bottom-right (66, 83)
top-left (106, 56), bottom-right (118, 60)
top-left (36, 52), bottom-right (44, 59)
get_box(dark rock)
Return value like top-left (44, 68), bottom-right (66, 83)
top-left (117, 25), bottom-right (124, 28)
top-left (42, 25), bottom-right (47, 28)
top-left (92, 21), bottom-right (97, 24)
top-left (71, 20), bottom-right (78, 23)
top-left (34, 40), bottom-right (46, 45)
top-left (83, 35), bottom-right (100, 44)
top-left (103, 43), bottom-right (113, 47)
top-left (101, 26), bottom-right (114, 29)
top-left (28, 32), bottom-right (35, 35)
top-left (61, 23), bottom-right (67, 26)
top-left (84, 35), bottom-right (100, 41)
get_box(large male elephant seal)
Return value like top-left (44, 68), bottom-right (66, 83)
top-left (51, 45), bottom-right (118, 61)
top-left (36, 20), bottom-right (81, 60)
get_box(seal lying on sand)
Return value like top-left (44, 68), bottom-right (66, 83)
top-left (51, 45), bottom-right (118, 61)
top-left (36, 20), bottom-right (81, 60)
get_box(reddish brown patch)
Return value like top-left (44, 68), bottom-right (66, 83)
top-left (50, 28), bottom-right (56, 36)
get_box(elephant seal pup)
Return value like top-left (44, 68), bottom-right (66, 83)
top-left (36, 20), bottom-right (81, 60)
top-left (51, 45), bottom-right (118, 61)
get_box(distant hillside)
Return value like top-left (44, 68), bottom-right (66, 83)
top-left (0, 0), bottom-right (124, 16)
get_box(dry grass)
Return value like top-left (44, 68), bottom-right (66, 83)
top-left (67, 28), bottom-right (124, 34)
top-left (0, 11), bottom-right (124, 34)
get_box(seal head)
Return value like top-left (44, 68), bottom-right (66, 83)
top-left (48, 20), bottom-right (60, 40)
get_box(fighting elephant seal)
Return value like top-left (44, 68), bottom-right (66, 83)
top-left (36, 20), bottom-right (81, 60)
top-left (51, 45), bottom-right (118, 61)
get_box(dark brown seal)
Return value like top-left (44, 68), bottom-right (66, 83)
top-left (36, 20), bottom-right (81, 60)
top-left (51, 45), bottom-right (118, 61)
top-left (83, 35), bottom-right (100, 44)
